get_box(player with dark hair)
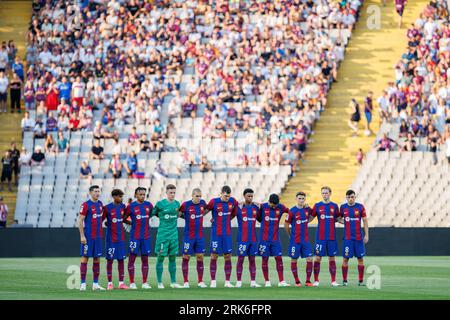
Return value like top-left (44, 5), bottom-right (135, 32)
top-left (284, 192), bottom-right (315, 287)
top-left (78, 185), bottom-right (105, 291)
top-left (152, 184), bottom-right (182, 289)
top-left (205, 185), bottom-right (239, 288)
top-left (102, 189), bottom-right (129, 290)
top-left (257, 194), bottom-right (290, 287)
top-left (179, 188), bottom-right (208, 288)
top-left (338, 190), bottom-right (369, 286)
top-left (124, 187), bottom-right (153, 289)
top-left (235, 188), bottom-right (261, 288)
top-left (311, 186), bottom-right (341, 287)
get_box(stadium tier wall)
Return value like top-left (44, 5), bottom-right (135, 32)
top-left (1, 228), bottom-right (450, 257)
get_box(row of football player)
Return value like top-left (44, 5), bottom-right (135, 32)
top-left (77, 184), bottom-right (369, 290)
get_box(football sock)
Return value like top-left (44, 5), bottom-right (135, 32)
top-left (342, 265), bottom-right (349, 282)
top-left (358, 264), bottom-right (365, 282)
top-left (306, 261), bottom-right (313, 282)
top-left (169, 256), bottom-right (177, 283)
top-left (313, 261), bottom-right (321, 282)
top-left (141, 255), bottom-right (149, 283)
top-left (210, 258), bottom-right (217, 281)
top-left (291, 260), bottom-right (300, 284)
top-left (262, 257), bottom-right (269, 281)
top-left (128, 254), bottom-right (137, 283)
top-left (93, 261), bottom-right (100, 283)
top-left (106, 259), bottom-right (113, 283)
top-left (224, 259), bottom-right (232, 281)
top-left (156, 256), bottom-right (165, 283)
top-left (329, 260), bottom-right (337, 282)
top-left (182, 257), bottom-right (190, 283)
top-left (80, 262), bottom-right (87, 284)
top-left (196, 259), bottom-right (204, 283)
top-left (118, 259), bottom-right (125, 282)
top-left (249, 256), bottom-right (256, 281)
top-left (275, 256), bottom-right (284, 282)
top-left (236, 256), bottom-right (245, 281)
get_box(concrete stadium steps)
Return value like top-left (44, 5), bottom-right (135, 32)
top-left (0, 1), bottom-right (32, 225)
top-left (280, 0), bottom-right (429, 208)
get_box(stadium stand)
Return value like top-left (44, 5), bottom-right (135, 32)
top-left (350, 0), bottom-right (450, 227)
top-left (13, 0), bottom-right (363, 227)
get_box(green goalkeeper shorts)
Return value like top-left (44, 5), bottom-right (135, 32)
top-left (155, 237), bottom-right (179, 256)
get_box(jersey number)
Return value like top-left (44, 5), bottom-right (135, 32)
top-left (259, 245), bottom-right (266, 253)
top-left (239, 244), bottom-right (247, 252)
top-left (130, 242), bottom-right (137, 249)
top-left (108, 248), bottom-right (115, 256)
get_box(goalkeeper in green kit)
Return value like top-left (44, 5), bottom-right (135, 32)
top-left (152, 184), bottom-right (183, 289)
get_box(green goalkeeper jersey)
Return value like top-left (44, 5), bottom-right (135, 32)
top-left (152, 199), bottom-right (180, 240)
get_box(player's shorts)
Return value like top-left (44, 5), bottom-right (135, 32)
top-left (106, 241), bottom-right (127, 260)
top-left (258, 240), bottom-right (283, 257)
top-left (155, 237), bottom-right (179, 256)
top-left (210, 235), bottom-right (233, 255)
top-left (237, 242), bottom-right (259, 257)
top-left (128, 238), bottom-right (151, 256)
top-left (314, 240), bottom-right (338, 257)
top-left (80, 238), bottom-right (103, 258)
top-left (342, 239), bottom-right (366, 259)
top-left (289, 241), bottom-right (313, 259)
top-left (182, 237), bottom-right (206, 255)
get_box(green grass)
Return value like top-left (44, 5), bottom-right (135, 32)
top-left (0, 256), bottom-right (450, 299)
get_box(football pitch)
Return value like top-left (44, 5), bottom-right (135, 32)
top-left (0, 256), bottom-right (449, 300)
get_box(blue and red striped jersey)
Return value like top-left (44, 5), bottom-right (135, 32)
top-left (286, 206), bottom-right (311, 244)
top-left (311, 201), bottom-right (340, 241)
top-left (237, 203), bottom-right (259, 243)
top-left (259, 203), bottom-right (289, 242)
top-left (103, 202), bottom-right (126, 243)
top-left (340, 203), bottom-right (367, 241)
top-left (79, 199), bottom-right (104, 239)
top-left (206, 197), bottom-right (239, 237)
top-left (180, 199), bottom-right (207, 240)
top-left (125, 201), bottom-right (153, 240)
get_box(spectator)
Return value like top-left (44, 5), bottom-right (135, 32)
top-left (46, 111), bottom-right (58, 133)
top-left (101, 120), bottom-right (119, 140)
top-left (9, 142), bottom-right (20, 186)
top-left (199, 156), bottom-right (212, 173)
top-left (0, 70), bottom-right (8, 113)
top-left (33, 117), bottom-right (46, 139)
top-left (44, 134), bottom-right (56, 154)
top-left (23, 81), bottom-right (35, 111)
top-left (30, 146), bottom-right (45, 167)
top-left (9, 72), bottom-right (22, 113)
top-left (140, 133), bottom-right (151, 152)
top-left (125, 151), bottom-right (138, 178)
top-left (364, 91), bottom-right (374, 136)
top-left (427, 129), bottom-right (442, 165)
top-left (153, 160), bottom-right (168, 180)
top-left (401, 133), bottom-right (417, 152)
top-left (281, 144), bottom-right (299, 175)
top-left (56, 131), bottom-right (69, 154)
top-left (80, 161), bottom-right (92, 180)
top-left (356, 148), bottom-right (364, 165)
top-left (109, 153), bottom-right (123, 181)
top-left (90, 139), bottom-right (104, 160)
top-left (376, 134), bottom-right (398, 152)
top-left (112, 138), bottom-right (122, 156)
top-left (0, 196), bottom-right (8, 228)
top-left (1, 151), bottom-right (13, 192)
top-left (128, 126), bottom-right (139, 146)
top-left (12, 57), bottom-right (24, 82)
top-left (348, 98), bottom-right (361, 137)
top-left (18, 147), bottom-right (31, 167)
top-left (399, 120), bottom-right (409, 138)
top-left (45, 81), bottom-right (59, 113)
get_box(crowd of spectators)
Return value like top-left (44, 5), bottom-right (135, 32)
top-left (374, 0), bottom-right (450, 165)
top-left (159, 0), bottom-right (362, 175)
top-left (14, 0), bottom-right (364, 179)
